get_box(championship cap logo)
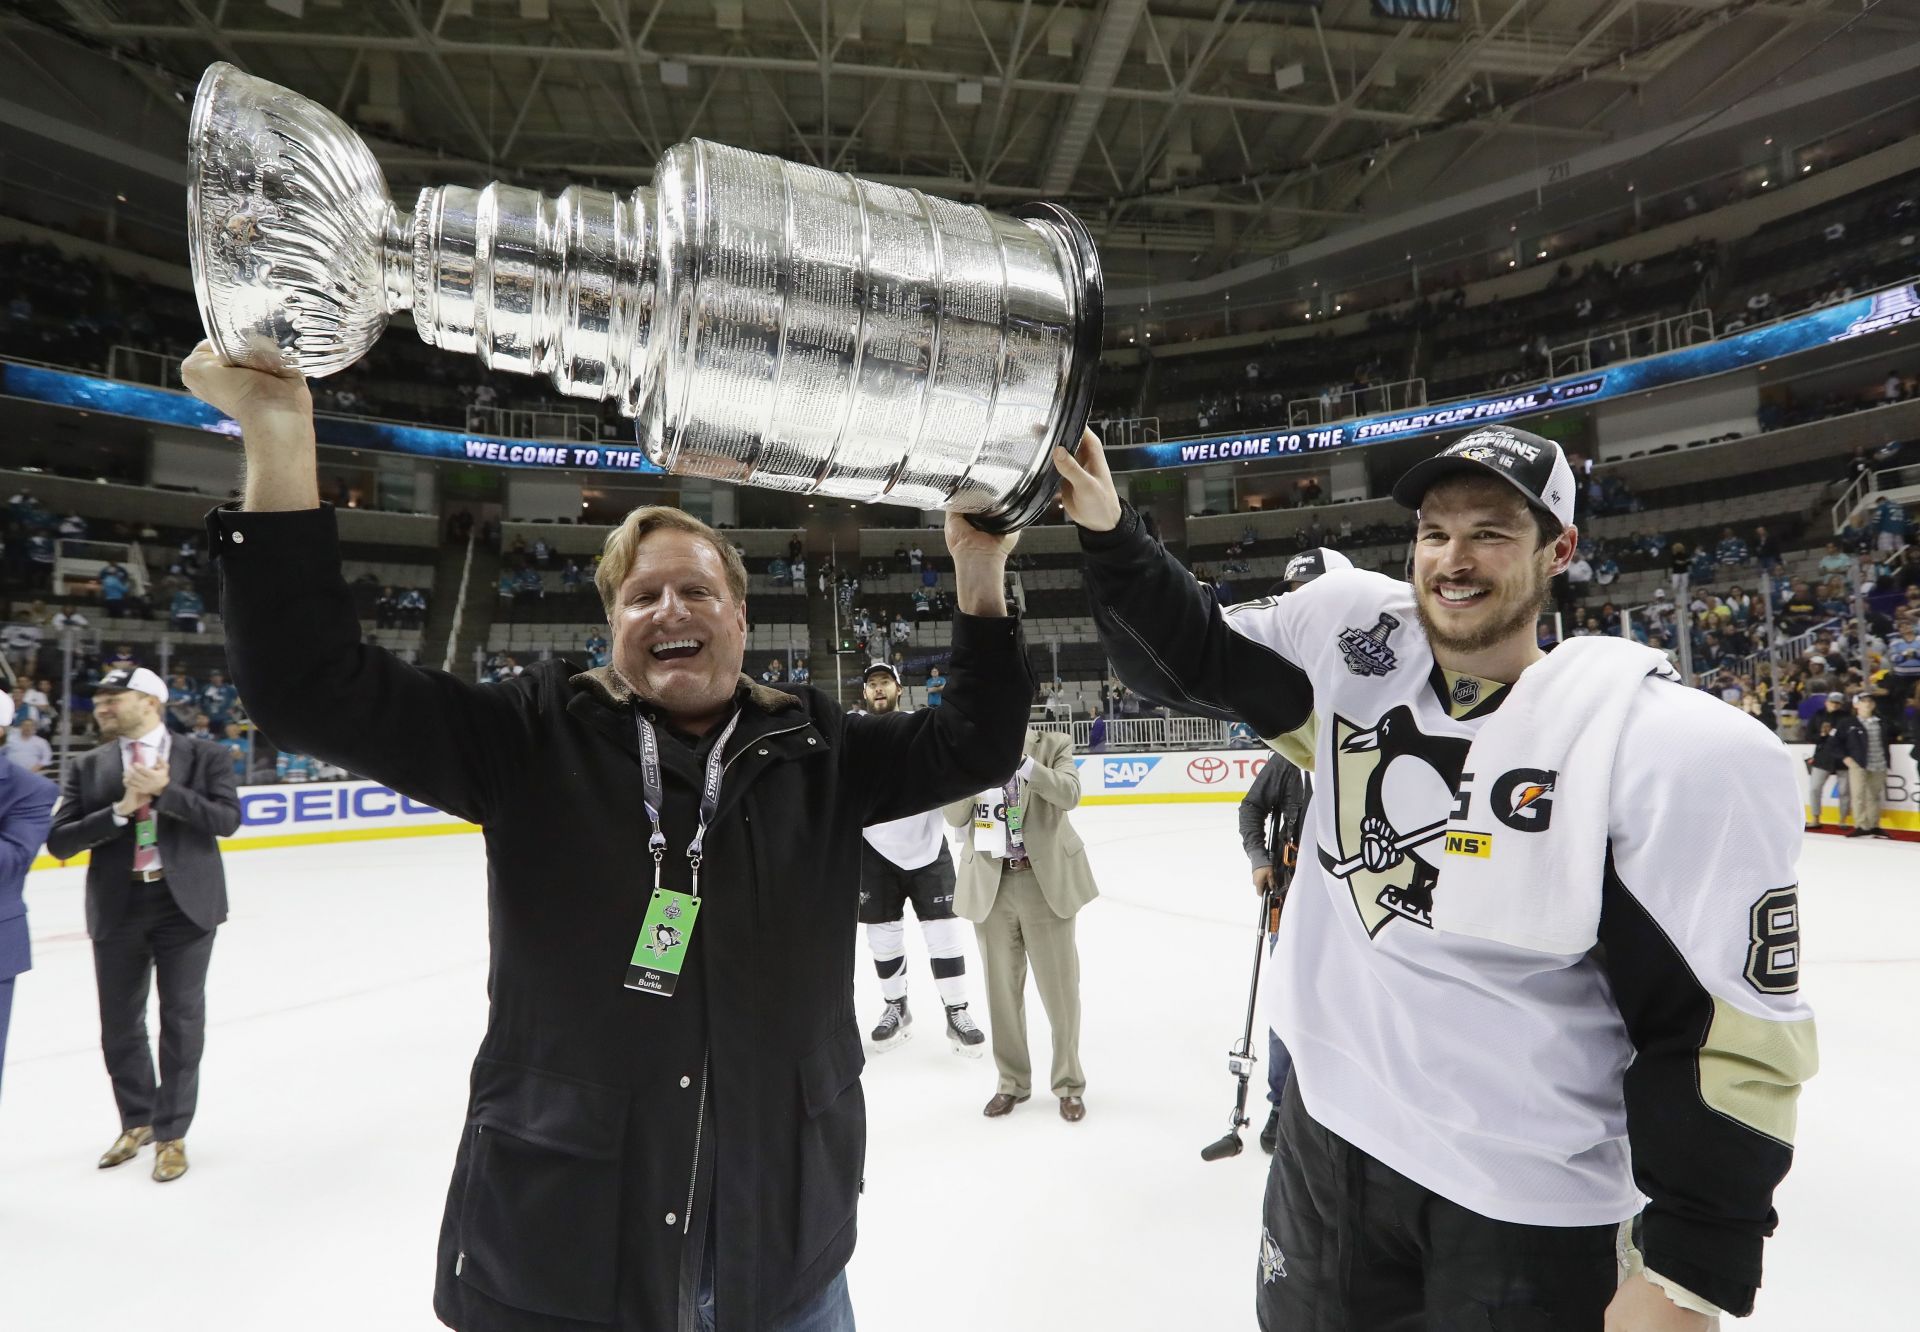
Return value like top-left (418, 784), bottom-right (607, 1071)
top-left (1339, 612), bottom-right (1401, 677)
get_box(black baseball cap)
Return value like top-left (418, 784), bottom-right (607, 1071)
top-left (1391, 425), bottom-right (1576, 529)
top-left (863, 661), bottom-right (902, 684)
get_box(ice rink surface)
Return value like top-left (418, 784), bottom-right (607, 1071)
top-left (0, 805), bottom-right (1910, 1330)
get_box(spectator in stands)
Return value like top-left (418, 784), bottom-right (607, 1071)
top-left (925, 664), bottom-right (947, 709)
top-left (398, 588), bottom-right (427, 628)
top-left (912, 588), bottom-right (932, 619)
top-left (1667, 541), bottom-right (1690, 589)
top-left (910, 543), bottom-right (924, 572)
top-left (584, 631), bottom-right (610, 669)
top-left (560, 559), bottom-right (585, 595)
top-left (531, 537), bottom-right (550, 568)
top-left (1873, 495), bottom-right (1908, 554)
top-left (170, 586), bottom-right (205, 634)
top-left (59, 512), bottom-right (87, 540)
top-left (1886, 369), bottom-right (1906, 404)
top-left (26, 531), bottom-right (53, 587)
top-left (166, 671), bottom-right (197, 731)
top-left (760, 657), bottom-right (785, 686)
top-left (374, 585), bottom-right (399, 628)
top-left (218, 722), bottom-right (250, 782)
top-left (1715, 527), bottom-right (1749, 567)
top-left (496, 569), bottom-right (516, 601)
top-left (3, 716), bottom-right (51, 774)
top-left (891, 615), bottom-right (911, 646)
top-left (1565, 549), bottom-right (1593, 603)
top-left (187, 713), bottom-right (216, 742)
top-left (200, 671), bottom-right (238, 730)
top-left (1886, 614), bottom-right (1920, 718)
top-left (51, 605), bottom-right (89, 632)
top-left (790, 656), bottom-right (811, 686)
top-left (106, 644), bottom-right (136, 673)
top-left (1752, 526), bottom-right (1781, 566)
top-left (515, 566), bottom-right (542, 601)
top-left (1819, 542), bottom-right (1852, 576)
top-left (98, 560), bottom-right (130, 618)
top-left (275, 750), bottom-right (317, 783)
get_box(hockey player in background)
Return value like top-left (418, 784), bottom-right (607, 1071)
top-left (1236, 548), bottom-right (1348, 1153)
top-left (1056, 424), bottom-right (1816, 1329)
top-left (857, 662), bottom-right (985, 1056)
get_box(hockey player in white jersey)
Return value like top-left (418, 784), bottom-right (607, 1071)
top-left (856, 662), bottom-right (985, 1056)
top-left (1055, 424), bottom-right (1816, 1329)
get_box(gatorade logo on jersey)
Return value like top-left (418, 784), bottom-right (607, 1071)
top-left (1491, 769), bottom-right (1558, 831)
top-left (1320, 706), bottom-right (1470, 936)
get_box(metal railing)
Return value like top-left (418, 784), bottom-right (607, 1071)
top-left (1547, 308), bottom-right (1714, 378)
top-left (464, 404), bottom-right (602, 443)
top-left (1088, 415), bottom-right (1162, 450)
top-left (107, 343), bottom-right (189, 387)
top-left (1287, 376), bottom-right (1427, 428)
top-left (1031, 715), bottom-right (1235, 752)
top-left (1831, 462), bottom-right (1920, 534)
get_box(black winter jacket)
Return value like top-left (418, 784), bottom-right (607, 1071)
top-left (211, 504), bottom-right (1032, 1332)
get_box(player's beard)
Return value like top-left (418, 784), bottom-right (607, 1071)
top-left (866, 691), bottom-right (897, 714)
top-left (1415, 547), bottom-right (1554, 657)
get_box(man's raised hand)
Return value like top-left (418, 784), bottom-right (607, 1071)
top-left (1052, 428), bottom-right (1122, 533)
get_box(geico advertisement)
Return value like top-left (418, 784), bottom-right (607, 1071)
top-left (1076, 749), bottom-right (1271, 799)
top-left (231, 780), bottom-right (470, 837)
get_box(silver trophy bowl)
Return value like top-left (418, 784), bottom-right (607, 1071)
top-left (187, 62), bottom-right (1102, 530)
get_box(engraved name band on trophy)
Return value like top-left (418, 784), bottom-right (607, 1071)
top-left (186, 62), bottom-right (1103, 531)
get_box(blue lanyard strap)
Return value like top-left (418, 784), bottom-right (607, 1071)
top-left (634, 706), bottom-right (744, 895)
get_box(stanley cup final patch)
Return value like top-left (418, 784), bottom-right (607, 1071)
top-left (1339, 612), bottom-right (1401, 677)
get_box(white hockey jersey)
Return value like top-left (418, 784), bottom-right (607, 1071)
top-left (1083, 507), bottom-right (1817, 1315)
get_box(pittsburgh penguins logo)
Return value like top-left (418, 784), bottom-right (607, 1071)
top-left (1259, 1229), bottom-right (1287, 1284)
top-left (1320, 707), bottom-right (1470, 936)
top-left (647, 923), bottom-right (683, 958)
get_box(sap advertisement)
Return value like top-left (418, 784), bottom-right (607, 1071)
top-left (1107, 284), bottom-right (1920, 473)
top-left (0, 360), bottom-right (667, 475)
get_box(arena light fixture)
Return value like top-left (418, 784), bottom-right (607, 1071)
top-left (956, 80), bottom-right (982, 106)
top-left (660, 60), bottom-right (690, 87)
top-left (1273, 63), bottom-right (1306, 94)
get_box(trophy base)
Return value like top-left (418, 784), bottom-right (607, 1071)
top-left (966, 202), bottom-right (1105, 535)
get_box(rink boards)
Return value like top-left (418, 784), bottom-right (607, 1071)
top-left (28, 742), bottom-right (1917, 870)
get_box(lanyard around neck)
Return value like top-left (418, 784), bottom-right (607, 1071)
top-left (633, 706), bottom-right (743, 897)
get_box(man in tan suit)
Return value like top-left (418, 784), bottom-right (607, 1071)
top-left (945, 727), bottom-right (1098, 1122)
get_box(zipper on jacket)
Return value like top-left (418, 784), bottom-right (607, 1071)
top-left (682, 1048), bottom-right (709, 1236)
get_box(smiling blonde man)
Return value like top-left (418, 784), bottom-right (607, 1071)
top-left (181, 342), bottom-right (1032, 1332)
top-left (1055, 424), bottom-right (1816, 1331)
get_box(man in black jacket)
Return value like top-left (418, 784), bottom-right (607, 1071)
top-left (1805, 691), bottom-right (1852, 830)
top-left (182, 342), bottom-right (1030, 1332)
top-left (1238, 753), bottom-right (1308, 1154)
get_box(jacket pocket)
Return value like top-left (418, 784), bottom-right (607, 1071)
top-left (794, 1020), bottom-right (866, 1273)
top-left (457, 1058), bottom-right (630, 1324)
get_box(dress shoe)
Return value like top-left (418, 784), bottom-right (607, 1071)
top-left (97, 1127), bottom-right (153, 1169)
top-left (1059, 1095), bottom-right (1086, 1123)
top-left (152, 1139), bottom-right (189, 1183)
top-left (982, 1092), bottom-right (1030, 1117)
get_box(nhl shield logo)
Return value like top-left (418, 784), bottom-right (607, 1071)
top-left (1450, 675), bottom-right (1480, 707)
top-left (1338, 612), bottom-right (1401, 677)
top-left (1260, 1229), bottom-right (1287, 1284)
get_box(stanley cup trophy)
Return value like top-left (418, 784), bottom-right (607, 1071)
top-left (187, 63), bottom-right (1102, 531)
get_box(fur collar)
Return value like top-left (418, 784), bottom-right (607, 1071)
top-left (570, 665), bottom-right (802, 717)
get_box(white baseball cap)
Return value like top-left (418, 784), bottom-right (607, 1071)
top-left (95, 666), bottom-right (170, 703)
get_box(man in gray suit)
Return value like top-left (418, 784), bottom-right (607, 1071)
top-left (47, 667), bottom-right (241, 1182)
top-left (945, 727), bottom-right (1098, 1122)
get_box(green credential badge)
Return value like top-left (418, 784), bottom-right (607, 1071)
top-left (627, 889), bottom-right (702, 996)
